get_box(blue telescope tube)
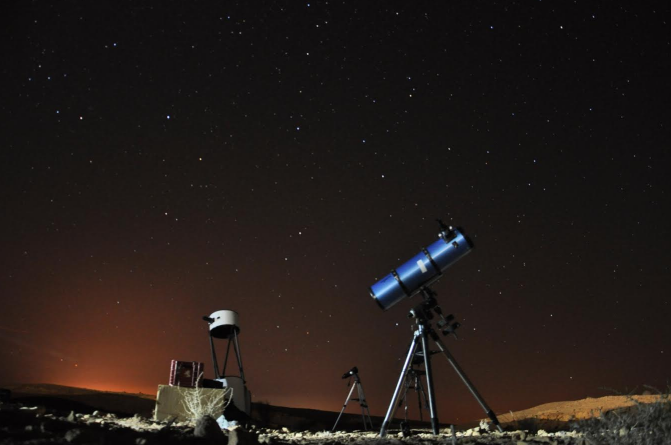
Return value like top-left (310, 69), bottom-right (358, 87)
top-left (369, 229), bottom-right (472, 310)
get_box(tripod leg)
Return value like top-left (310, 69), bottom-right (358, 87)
top-left (232, 329), bottom-right (246, 382)
top-left (415, 374), bottom-right (424, 422)
top-left (222, 338), bottom-right (232, 377)
top-left (396, 374), bottom-right (411, 413)
top-left (356, 382), bottom-right (374, 430)
top-left (380, 334), bottom-right (420, 437)
top-left (209, 334), bottom-right (221, 379)
top-left (431, 334), bottom-right (503, 432)
top-left (417, 374), bottom-right (430, 411)
top-left (420, 330), bottom-right (440, 434)
top-left (332, 382), bottom-right (357, 432)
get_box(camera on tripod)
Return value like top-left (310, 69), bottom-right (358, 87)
top-left (332, 366), bottom-right (373, 432)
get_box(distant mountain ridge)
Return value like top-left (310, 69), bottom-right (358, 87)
top-left (4, 383), bottom-right (158, 418)
top-left (4, 383), bottom-right (156, 398)
top-left (1, 383), bottom-right (387, 431)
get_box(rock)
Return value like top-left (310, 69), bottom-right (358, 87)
top-left (64, 427), bottom-right (104, 444)
top-left (20, 405), bottom-right (47, 415)
top-left (0, 402), bottom-right (19, 412)
top-left (194, 415), bottom-right (226, 440)
top-left (217, 414), bottom-right (239, 429)
top-left (66, 411), bottom-right (77, 422)
top-left (229, 426), bottom-right (259, 445)
top-left (0, 388), bottom-right (11, 402)
top-left (258, 434), bottom-right (276, 445)
top-left (41, 418), bottom-right (71, 434)
top-left (463, 428), bottom-right (480, 437)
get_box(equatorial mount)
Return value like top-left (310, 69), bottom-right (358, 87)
top-left (408, 288), bottom-right (461, 339)
top-left (379, 286), bottom-right (502, 437)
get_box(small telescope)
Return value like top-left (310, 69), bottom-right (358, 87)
top-left (369, 224), bottom-right (472, 311)
top-left (341, 366), bottom-right (359, 379)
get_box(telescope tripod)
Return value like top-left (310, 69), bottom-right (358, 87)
top-left (399, 367), bottom-right (429, 423)
top-left (332, 372), bottom-right (374, 432)
top-left (209, 328), bottom-right (245, 382)
top-left (379, 289), bottom-right (501, 437)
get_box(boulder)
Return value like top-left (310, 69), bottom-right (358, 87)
top-left (228, 426), bottom-right (259, 445)
top-left (194, 415), bottom-right (226, 441)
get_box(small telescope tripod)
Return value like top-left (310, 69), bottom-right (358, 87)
top-left (379, 288), bottom-right (502, 437)
top-left (332, 367), bottom-right (374, 432)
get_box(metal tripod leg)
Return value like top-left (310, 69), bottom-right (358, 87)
top-left (431, 332), bottom-right (503, 432)
top-left (232, 329), bottom-right (246, 382)
top-left (420, 332), bottom-right (439, 434)
top-left (355, 382), bottom-right (374, 430)
top-left (379, 330), bottom-right (421, 437)
top-left (209, 333), bottom-right (221, 379)
top-left (222, 337), bottom-right (232, 377)
top-left (397, 371), bottom-right (413, 423)
top-left (399, 369), bottom-right (428, 422)
top-left (414, 371), bottom-right (429, 422)
top-left (332, 381), bottom-right (358, 432)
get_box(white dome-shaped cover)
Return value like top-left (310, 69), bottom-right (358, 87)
top-left (209, 310), bottom-right (240, 339)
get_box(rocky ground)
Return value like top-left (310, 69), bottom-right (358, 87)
top-left (2, 385), bottom-right (670, 444)
top-left (0, 399), bottom-right (587, 445)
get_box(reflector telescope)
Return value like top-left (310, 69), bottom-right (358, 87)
top-left (369, 227), bottom-right (472, 310)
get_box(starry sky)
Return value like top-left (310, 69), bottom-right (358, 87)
top-left (1, 0), bottom-right (670, 425)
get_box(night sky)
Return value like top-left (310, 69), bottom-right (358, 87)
top-left (1, 1), bottom-right (670, 425)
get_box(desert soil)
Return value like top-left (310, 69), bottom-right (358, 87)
top-left (1, 385), bottom-right (668, 445)
top-left (0, 403), bottom-right (582, 445)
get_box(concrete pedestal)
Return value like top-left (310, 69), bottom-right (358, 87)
top-left (154, 385), bottom-right (231, 421)
top-left (154, 378), bottom-right (251, 421)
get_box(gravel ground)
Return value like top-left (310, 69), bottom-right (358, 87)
top-left (0, 400), bottom-right (589, 445)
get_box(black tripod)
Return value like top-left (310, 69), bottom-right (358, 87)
top-left (208, 324), bottom-right (245, 382)
top-left (379, 288), bottom-right (502, 437)
top-left (332, 367), bottom-right (374, 432)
